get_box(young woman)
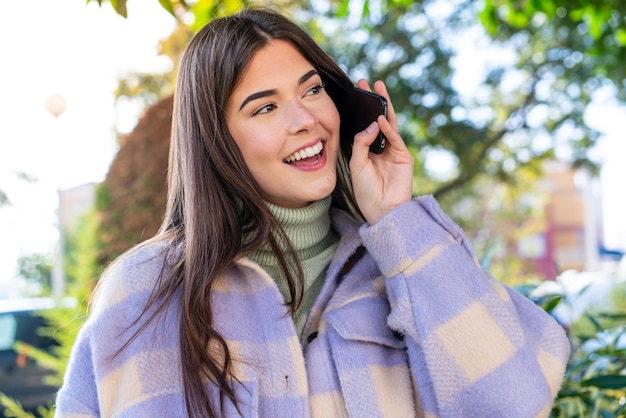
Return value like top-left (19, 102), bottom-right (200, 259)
top-left (55, 8), bottom-right (569, 418)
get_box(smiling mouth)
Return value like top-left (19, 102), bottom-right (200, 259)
top-left (283, 141), bottom-right (324, 164)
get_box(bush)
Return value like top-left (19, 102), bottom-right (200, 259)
top-left (526, 272), bottom-right (626, 417)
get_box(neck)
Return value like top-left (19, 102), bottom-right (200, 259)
top-left (251, 196), bottom-right (336, 264)
top-left (248, 195), bottom-right (339, 336)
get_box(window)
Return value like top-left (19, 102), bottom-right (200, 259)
top-left (0, 313), bottom-right (17, 350)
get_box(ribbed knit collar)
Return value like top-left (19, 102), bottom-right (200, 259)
top-left (248, 195), bottom-right (337, 266)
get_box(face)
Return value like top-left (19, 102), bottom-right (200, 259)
top-left (225, 40), bottom-right (340, 208)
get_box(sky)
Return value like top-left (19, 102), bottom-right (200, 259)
top-left (0, 0), bottom-right (175, 296)
top-left (0, 1), bottom-right (625, 297)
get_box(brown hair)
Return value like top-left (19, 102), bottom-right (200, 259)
top-left (122, 7), bottom-right (361, 417)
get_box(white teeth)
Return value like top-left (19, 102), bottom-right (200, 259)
top-left (284, 141), bottom-right (323, 163)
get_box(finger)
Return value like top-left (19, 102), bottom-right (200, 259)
top-left (356, 78), bottom-right (371, 92)
top-left (373, 81), bottom-right (398, 128)
top-left (350, 121), bottom-right (380, 166)
top-left (377, 114), bottom-right (408, 152)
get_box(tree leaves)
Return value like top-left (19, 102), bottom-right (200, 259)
top-left (87, 0), bottom-right (128, 18)
top-left (158, 0), bottom-right (177, 16)
top-left (94, 0), bottom-right (624, 281)
top-left (581, 375), bottom-right (626, 390)
top-left (482, 0), bottom-right (626, 46)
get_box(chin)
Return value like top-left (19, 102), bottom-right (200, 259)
top-left (310, 184), bottom-right (336, 202)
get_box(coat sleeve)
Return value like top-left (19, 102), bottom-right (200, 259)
top-left (359, 196), bottom-right (570, 418)
top-left (54, 323), bottom-right (100, 417)
top-left (54, 246), bottom-right (185, 418)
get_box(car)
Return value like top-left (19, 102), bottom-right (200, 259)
top-left (0, 297), bottom-right (71, 413)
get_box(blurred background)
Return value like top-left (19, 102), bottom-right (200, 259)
top-left (0, 0), bottom-right (625, 416)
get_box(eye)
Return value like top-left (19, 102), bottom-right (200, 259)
top-left (252, 103), bottom-right (277, 116)
top-left (305, 82), bottom-right (325, 97)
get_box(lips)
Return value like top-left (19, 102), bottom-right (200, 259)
top-left (284, 141), bottom-right (324, 164)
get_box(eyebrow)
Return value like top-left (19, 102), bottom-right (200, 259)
top-left (238, 69), bottom-right (320, 111)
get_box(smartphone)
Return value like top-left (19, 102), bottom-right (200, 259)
top-left (325, 80), bottom-right (388, 155)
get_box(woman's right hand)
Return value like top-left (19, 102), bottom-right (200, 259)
top-left (349, 80), bottom-right (414, 225)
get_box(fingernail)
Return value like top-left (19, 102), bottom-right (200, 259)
top-left (366, 121), bottom-right (378, 133)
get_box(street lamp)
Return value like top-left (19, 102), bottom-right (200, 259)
top-left (45, 94), bottom-right (67, 118)
top-left (45, 94), bottom-right (66, 297)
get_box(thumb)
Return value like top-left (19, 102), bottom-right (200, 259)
top-left (350, 121), bottom-right (379, 163)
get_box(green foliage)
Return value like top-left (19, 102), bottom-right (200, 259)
top-left (64, 207), bottom-right (104, 299)
top-left (528, 278), bottom-right (626, 417)
top-left (87, 0), bottom-right (128, 17)
top-left (480, 0), bottom-right (626, 105)
top-left (112, 21), bottom-right (192, 115)
top-left (94, 96), bottom-right (172, 265)
top-left (88, 0), bottom-right (263, 28)
top-left (553, 320), bottom-right (626, 416)
top-left (0, 189), bottom-right (8, 206)
top-left (17, 254), bottom-right (54, 296)
top-left (0, 393), bottom-right (49, 418)
top-left (0, 209), bottom-right (99, 416)
top-left (481, 0), bottom-right (626, 47)
top-left (307, 0), bottom-right (594, 205)
top-left (187, 0), bottom-right (257, 31)
top-left (1, 171), bottom-right (38, 209)
top-left (437, 165), bottom-right (549, 285)
top-left (115, 73), bottom-right (173, 107)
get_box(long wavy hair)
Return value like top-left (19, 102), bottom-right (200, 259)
top-left (117, 7), bottom-right (362, 417)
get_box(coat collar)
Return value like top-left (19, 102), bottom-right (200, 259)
top-left (320, 209), bottom-right (406, 349)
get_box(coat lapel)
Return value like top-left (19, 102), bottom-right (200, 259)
top-left (321, 251), bottom-right (416, 417)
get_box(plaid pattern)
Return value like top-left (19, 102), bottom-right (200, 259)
top-left (55, 196), bottom-right (569, 417)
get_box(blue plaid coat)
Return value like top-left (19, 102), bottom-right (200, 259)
top-left (55, 196), bottom-right (569, 417)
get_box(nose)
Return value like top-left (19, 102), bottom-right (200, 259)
top-left (287, 100), bottom-right (316, 134)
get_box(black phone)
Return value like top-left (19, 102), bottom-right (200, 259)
top-left (325, 80), bottom-right (388, 155)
